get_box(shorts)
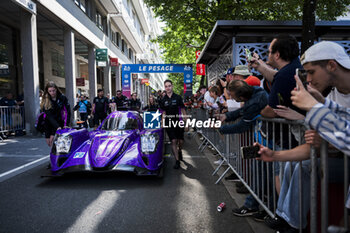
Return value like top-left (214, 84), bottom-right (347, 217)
top-left (94, 113), bottom-right (107, 126)
top-left (166, 127), bottom-right (184, 140)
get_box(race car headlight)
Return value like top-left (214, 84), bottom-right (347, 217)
top-left (54, 134), bottom-right (72, 154)
top-left (141, 133), bottom-right (159, 154)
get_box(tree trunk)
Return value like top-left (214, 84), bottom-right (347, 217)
top-left (301, 0), bottom-right (317, 54)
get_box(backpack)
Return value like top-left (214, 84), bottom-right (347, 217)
top-left (35, 112), bottom-right (46, 133)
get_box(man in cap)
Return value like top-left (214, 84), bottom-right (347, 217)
top-left (292, 41), bottom-right (350, 154)
top-left (232, 65), bottom-right (261, 86)
top-left (232, 65), bottom-right (252, 80)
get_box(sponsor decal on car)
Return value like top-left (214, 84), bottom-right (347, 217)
top-left (73, 152), bottom-right (85, 159)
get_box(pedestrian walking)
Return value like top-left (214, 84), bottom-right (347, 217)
top-left (159, 80), bottom-right (188, 169)
top-left (73, 95), bottom-right (91, 128)
top-left (128, 93), bottom-right (141, 111)
top-left (113, 90), bottom-right (129, 111)
top-left (91, 89), bottom-right (109, 129)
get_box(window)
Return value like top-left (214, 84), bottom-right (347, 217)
top-left (111, 31), bottom-right (116, 45)
top-left (116, 32), bottom-right (121, 47)
top-left (121, 39), bottom-right (126, 53)
top-left (132, 11), bottom-right (137, 28)
top-left (96, 11), bottom-right (103, 30)
top-left (140, 29), bottom-right (145, 43)
top-left (51, 49), bottom-right (65, 78)
top-left (101, 116), bottom-right (138, 131)
top-left (128, 48), bottom-right (133, 61)
top-left (74, 0), bottom-right (87, 13)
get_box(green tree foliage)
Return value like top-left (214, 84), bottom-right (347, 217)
top-left (145, 0), bottom-right (350, 91)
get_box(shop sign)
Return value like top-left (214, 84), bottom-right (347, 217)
top-left (110, 57), bottom-right (118, 66)
top-left (96, 49), bottom-right (108, 61)
top-left (141, 79), bottom-right (149, 84)
top-left (76, 78), bottom-right (85, 86)
top-left (196, 64), bottom-right (206, 75)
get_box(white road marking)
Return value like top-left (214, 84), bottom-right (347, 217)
top-left (0, 154), bottom-right (44, 158)
top-left (0, 155), bottom-right (49, 182)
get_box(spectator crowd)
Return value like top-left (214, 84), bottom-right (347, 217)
top-left (184, 36), bottom-right (350, 233)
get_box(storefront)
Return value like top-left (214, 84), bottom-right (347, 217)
top-left (0, 23), bottom-right (20, 98)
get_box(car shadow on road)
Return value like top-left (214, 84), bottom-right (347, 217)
top-left (36, 162), bottom-right (167, 191)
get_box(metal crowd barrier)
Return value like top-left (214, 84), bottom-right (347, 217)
top-left (0, 106), bottom-right (25, 139)
top-left (191, 108), bottom-right (349, 233)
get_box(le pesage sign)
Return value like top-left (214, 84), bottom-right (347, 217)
top-left (122, 64), bottom-right (193, 98)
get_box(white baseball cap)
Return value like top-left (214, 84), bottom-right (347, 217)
top-left (300, 41), bottom-right (350, 69)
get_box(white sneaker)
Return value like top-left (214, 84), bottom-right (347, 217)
top-left (214, 158), bottom-right (223, 165)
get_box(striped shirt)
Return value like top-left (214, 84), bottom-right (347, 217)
top-left (305, 98), bottom-right (350, 155)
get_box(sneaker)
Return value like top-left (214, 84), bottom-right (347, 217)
top-left (264, 215), bottom-right (289, 231)
top-left (252, 210), bottom-right (267, 222)
top-left (213, 158), bottom-right (223, 165)
top-left (173, 160), bottom-right (180, 169)
top-left (178, 150), bottom-right (183, 161)
top-left (236, 185), bottom-right (249, 194)
top-left (232, 206), bottom-right (258, 217)
top-left (225, 173), bottom-right (239, 181)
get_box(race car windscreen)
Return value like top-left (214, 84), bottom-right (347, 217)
top-left (101, 115), bottom-right (138, 131)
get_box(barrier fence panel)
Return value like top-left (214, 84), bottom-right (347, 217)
top-left (0, 106), bottom-right (25, 137)
top-left (191, 108), bottom-right (349, 232)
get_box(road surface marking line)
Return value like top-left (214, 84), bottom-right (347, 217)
top-left (0, 155), bottom-right (49, 179)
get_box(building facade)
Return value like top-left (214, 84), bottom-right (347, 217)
top-left (0, 0), bottom-right (166, 133)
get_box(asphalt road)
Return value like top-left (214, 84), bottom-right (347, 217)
top-left (0, 138), bottom-right (254, 233)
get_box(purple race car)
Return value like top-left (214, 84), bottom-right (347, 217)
top-left (50, 111), bottom-right (164, 176)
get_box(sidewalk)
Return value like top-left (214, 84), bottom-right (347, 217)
top-left (0, 135), bottom-right (50, 182)
top-left (191, 132), bottom-right (274, 233)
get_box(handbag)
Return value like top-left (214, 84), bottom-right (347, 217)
top-left (35, 112), bottom-right (46, 133)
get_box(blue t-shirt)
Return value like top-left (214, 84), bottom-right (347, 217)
top-left (78, 100), bottom-right (88, 113)
top-left (268, 58), bottom-right (302, 109)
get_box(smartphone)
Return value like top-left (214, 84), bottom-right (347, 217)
top-left (241, 145), bottom-right (260, 159)
top-left (296, 68), bottom-right (308, 90)
top-left (277, 93), bottom-right (284, 106)
top-left (245, 48), bottom-right (253, 62)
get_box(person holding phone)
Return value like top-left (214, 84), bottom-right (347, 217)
top-left (256, 41), bottom-right (350, 233)
top-left (248, 35), bottom-right (302, 118)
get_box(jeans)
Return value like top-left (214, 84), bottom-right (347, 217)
top-left (79, 112), bottom-right (88, 128)
top-left (276, 158), bottom-right (347, 229)
top-left (243, 160), bottom-right (277, 210)
top-left (244, 194), bottom-right (259, 210)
